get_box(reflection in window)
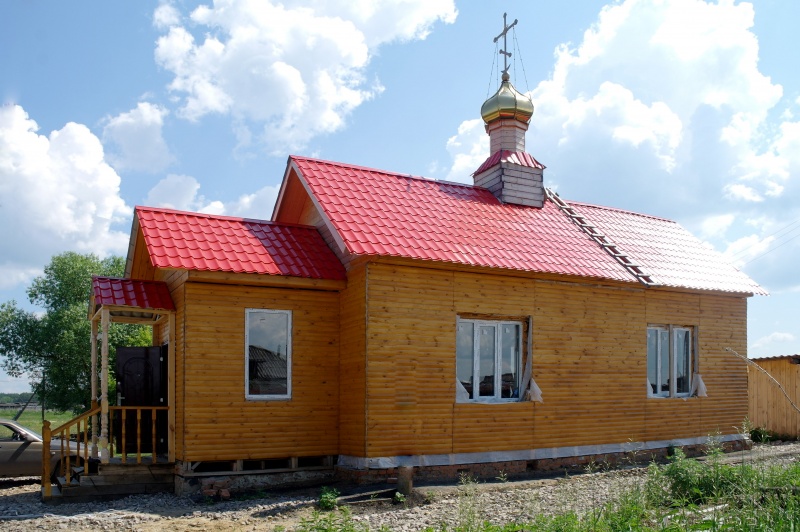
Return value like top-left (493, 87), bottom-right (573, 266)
top-left (647, 325), bottom-right (694, 398)
top-left (246, 309), bottom-right (291, 399)
top-left (457, 318), bottom-right (521, 401)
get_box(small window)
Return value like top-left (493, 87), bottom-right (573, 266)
top-left (647, 325), bottom-right (694, 398)
top-left (246, 309), bottom-right (291, 400)
top-left (457, 318), bottom-right (521, 402)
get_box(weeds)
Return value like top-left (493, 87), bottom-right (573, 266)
top-left (318, 486), bottom-right (340, 511)
top-left (456, 473), bottom-right (482, 532)
top-left (297, 507), bottom-right (366, 532)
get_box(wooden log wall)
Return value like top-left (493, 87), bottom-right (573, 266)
top-left (364, 262), bottom-right (749, 458)
top-left (179, 282), bottom-right (340, 462)
top-left (748, 358), bottom-right (800, 438)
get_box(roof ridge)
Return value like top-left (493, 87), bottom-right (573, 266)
top-left (135, 205), bottom-right (319, 230)
top-left (566, 200), bottom-right (675, 223)
top-left (290, 155), bottom-right (483, 190)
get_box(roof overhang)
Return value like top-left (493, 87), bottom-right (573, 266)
top-left (88, 276), bottom-right (175, 324)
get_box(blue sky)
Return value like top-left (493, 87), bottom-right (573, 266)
top-left (1, 0), bottom-right (799, 392)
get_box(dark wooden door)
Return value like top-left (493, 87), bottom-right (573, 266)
top-left (114, 346), bottom-right (168, 455)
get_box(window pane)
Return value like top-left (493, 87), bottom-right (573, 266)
top-left (659, 329), bottom-right (669, 394)
top-left (500, 324), bottom-right (520, 398)
top-left (647, 328), bottom-right (658, 394)
top-left (675, 329), bottom-right (691, 395)
top-left (248, 311), bottom-right (289, 396)
top-left (456, 322), bottom-right (475, 399)
top-left (478, 326), bottom-right (496, 397)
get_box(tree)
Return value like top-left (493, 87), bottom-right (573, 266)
top-left (0, 252), bottom-right (151, 413)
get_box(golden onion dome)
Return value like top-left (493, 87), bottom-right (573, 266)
top-left (480, 72), bottom-right (534, 125)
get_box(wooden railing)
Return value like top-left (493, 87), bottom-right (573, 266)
top-left (42, 403), bottom-right (100, 498)
top-left (109, 406), bottom-right (169, 464)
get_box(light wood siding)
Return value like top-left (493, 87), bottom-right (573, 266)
top-left (533, 281), bottom-right (646, 449)
top-left (339, 264), bottom-right (367, 456)
top-left (364, 262), bottom-right (750, 458)
top-left (366, 264), bottom-right (455, 456)
top-left (154, 269), bottom-right (188, 459)
top-left (749, 358), bottom-right (800, 438)
top-left (129, 226), bottom-right (156, 281)
top-left (697, 294), bottom-right (748, 436)
top-left (181, 282), bottom-right (340, 461)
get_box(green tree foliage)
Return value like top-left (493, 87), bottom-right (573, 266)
top-left (0, 252), bottom-right (151, 413)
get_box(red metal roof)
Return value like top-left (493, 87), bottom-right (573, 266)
top-left (135, 206), bottom-right (346, 281)
top-left (568, 202), bottom-right (767, 295)
top-left (473, 150), bottom-right (546, 175)
top-left (290, 156), bottom-right (634, 282)
top-left (288, 155), bottom-right (764, 294)
top-left (91, 276), bottom-right (175, 311)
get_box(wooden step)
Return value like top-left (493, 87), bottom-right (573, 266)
top-left (44, 463), bottom-right (175, 504)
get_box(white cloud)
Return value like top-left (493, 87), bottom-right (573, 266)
top-left (103, 102), bottom-right (173, 173)
top-left (145, 174), bottom-right (279, 220)
top-left (0, 105), bottom-right (131, 289)
top-left (153, 2), bottom-right (181, 29)
top-left (750, 332), bottom-right (796, 354)
top-left (154, 0), bottom-right (456, 153)
top-left (699, 213), bottom-right (735, 239)
top-left (444, 119), bottom-right (487, 183)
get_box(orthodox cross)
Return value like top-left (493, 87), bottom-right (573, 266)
top-left (493, 12), bottom-right (518, 77)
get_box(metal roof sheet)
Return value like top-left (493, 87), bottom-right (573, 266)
top-left (290, 156), bottom-right (634, 283)
top-left (569, 201), bottom-right (767, 295)
top-left (473, 150), bottom-right (546, 175)
top-left (91, 276), bottom-right (175, 312)
top-left (135, 206), bottom-right (346, 281)
top-left (289, 156), bottom-right (764, 294)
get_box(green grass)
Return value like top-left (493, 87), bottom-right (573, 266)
top-left (9, 410), bottom-right (74, 434)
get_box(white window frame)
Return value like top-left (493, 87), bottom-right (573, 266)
top-left (457, 317), bottom-right (522, 403)
top-left (245, 308), bottom-right (292, 401)
top-left (647, 324), bottom-right (695, 399)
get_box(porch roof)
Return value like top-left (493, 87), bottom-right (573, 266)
top-left (89, 276), bottom-right (175, 320)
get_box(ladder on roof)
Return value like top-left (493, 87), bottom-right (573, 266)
top-left (545, 188), bottom-right (657, 287)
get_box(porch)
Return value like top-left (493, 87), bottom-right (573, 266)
top-left (41, 277), bottom-right (176, 501)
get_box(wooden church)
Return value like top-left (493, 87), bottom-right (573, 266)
top-left (44, 17), bottom-right (764, 498)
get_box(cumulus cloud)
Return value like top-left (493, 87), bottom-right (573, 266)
top-left (750, 332), bottom-right (796, 354)
top-left (0, 105), bottom-right (131, 288)
top-left (103, 102), bottom-right (173, 173)
top-left (153, 2), bottom-right (181, 29)
top-left (145, 174), bottom-right (279, 220)
top-left (444, 119), bottom-right (487, 183)
top-left (154, 0), bottom-right (456, 153)
top-left (443, 0), bottom-right (800, 292)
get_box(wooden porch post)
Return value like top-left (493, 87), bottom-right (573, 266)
top-left (99, 307), bottom-right (110, 463)
top-left (90, 318), bottom-right (99, 459)
top-left (168, 312), bottom-right (176, 463)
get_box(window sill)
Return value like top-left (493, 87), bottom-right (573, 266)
top-left (647, 395), bottom-right (699, 400)
top-left (457, 398), bottom-right (520, 405)
top-left (245, 395), bottom-right (292, 401)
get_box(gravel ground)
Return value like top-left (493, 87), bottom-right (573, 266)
top-left (1, 442), bottom-right (798, 531)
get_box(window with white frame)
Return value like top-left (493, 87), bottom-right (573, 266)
top-left (457, 318), bottom-right (522, 401)
top-left (647, 325), bottom-right (694, 398)
top-left (246, 309), bottom-right (291, 400)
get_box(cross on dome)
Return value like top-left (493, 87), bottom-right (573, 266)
top-left (493, 12), bottom-right (518, 78)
